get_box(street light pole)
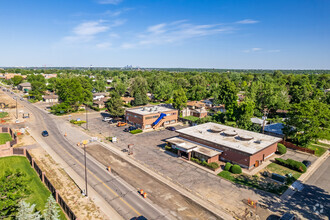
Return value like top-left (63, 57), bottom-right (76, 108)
top-left (16, 98), bottom-right (18, 119)
top-left (82, 140), bottom-right (89, 197)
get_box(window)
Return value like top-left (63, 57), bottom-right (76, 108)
top-left (170, 120), bottom-right (175, 123)
top-left (145, 124), bottom-right (151, 128)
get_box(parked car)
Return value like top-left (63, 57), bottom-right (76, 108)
top-left (280, 212), bottom-right (297, 220)
top-left (20, 97), bottom-right (24, 101)
top-left (102, 117), bottom-right (112, 122)
top-left (124, 126), bottom-right (137, 132)
top-left (41, 130), bottom-right (49, 137)
top-left (166, 126), bottom-right (176, 131)
top-left (117, 122), bottom-right (127, 127)
top-left (302, 160), bottom-right (311, 168)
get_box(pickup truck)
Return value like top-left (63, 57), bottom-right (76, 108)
top-left (102, 117), bottom-right (112, 122)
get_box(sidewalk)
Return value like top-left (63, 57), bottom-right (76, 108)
top-left (299, 150), bottom-right (329, 182)
top-left (27, 128), bottom-right (124, 220)
top-left (56, 117), bottom-right (234, 220)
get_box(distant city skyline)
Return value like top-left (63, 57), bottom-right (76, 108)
top-left (0, 0), bottom-right (329, 69)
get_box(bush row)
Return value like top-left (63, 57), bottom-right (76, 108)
top-left (224, 162), bottom-right (242, 174)
top-left (70, 120), bottom-right (87, 125)
top-left (130, 129), bottom-right (142, 134)
top-left (275, 158), bottom-right (307, 173)
top-left (190, 157), bottom-right (220, 170)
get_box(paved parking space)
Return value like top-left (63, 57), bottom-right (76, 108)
top-left (281, 149), bottom-right (318, 164)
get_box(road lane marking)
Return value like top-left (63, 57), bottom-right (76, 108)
top-left (26, 102), bottom-right (142, 217)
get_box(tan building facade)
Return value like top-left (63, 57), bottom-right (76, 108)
top-left (167, 122), bottom-right (282, 169)
top-left (125, 105), bottom-right (178, 130)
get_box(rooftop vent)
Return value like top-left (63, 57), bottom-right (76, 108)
top-left (255, 140), bottom-right (262, 144)
top-left (209, 126), bottom-right (224, 133)
top-left (223, 131), bottom-right (237, 136)
top-left (239, 135), bottom-right (254, 141)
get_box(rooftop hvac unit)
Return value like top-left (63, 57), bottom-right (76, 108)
top-left (149, 108), bottom-right (152, 112)
top-left (142, 107), bottom-right (146, 111)
top-left (255, 140), bottom-right (262, 144)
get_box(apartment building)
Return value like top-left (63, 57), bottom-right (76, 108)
top-left (125, 105), bottom-right (178, 130)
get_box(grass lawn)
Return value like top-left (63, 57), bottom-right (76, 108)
top-left (315, 141), bottom-right (330, 148)
top-left (266, 163), bottom-right (302, 180)
top-left (0, 112), bottom-right (8, 118)
top-left (0, 156), bottom-right (66, 219)
top-left (307, 144), bottom-right (327, 157)
top-left (183, 115), bottom-right (200, 122)
top-left (0, 133), bottom-right (12, 145)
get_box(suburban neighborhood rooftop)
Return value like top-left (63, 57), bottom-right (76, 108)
top-left (126, 105), bottom-right (176, 115)
top-left (176, 122), bottom-right (282, 154)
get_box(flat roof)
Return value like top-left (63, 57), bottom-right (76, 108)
top-left (167, 137), bottom-right (222, 157)
top-left (176, 122), bottom-right (282, 155)
top-left (126, 105), bottom-right (176, 115)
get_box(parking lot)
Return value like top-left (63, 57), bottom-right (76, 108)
top-left (281, 148), bottom-right (318, 165)
top-left (71, 112), bottom-right (276, 217)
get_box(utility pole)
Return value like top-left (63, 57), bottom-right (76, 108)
top-left (82, 140), bottom-right (89, 197)
top-left (262, 110), bottom-right (267, 134)
top-left (16, 98), bottom-right (18, 119)
top-left (85, 104), bottom-right (88, 130)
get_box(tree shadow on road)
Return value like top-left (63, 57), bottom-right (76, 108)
top-left (261, 183), bottom-right (330, 219)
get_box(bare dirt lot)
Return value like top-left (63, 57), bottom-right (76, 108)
top-left (29, 145), bottom-right (107, 220)
top-left (86, 143), bottom-right (218, 220)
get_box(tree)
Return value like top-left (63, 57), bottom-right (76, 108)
top-left (236, 100), bottom-right (255, 129)
top-left (16, 201), bottom-right (41, 220)
top-left (105, 92), bottom-right (124, 117)
top-left (213, 79), bottom-right (237, 106)
top-left (130, 77), bottom-right (148, 106)
top-left (188, 85), bottom-right (207, 101)
top-left (114, 82), bottom-right (127, 96)
top-left (43, 195), bottom-right (60, 220)
top-left (283, 100), bottom-right (330, 146)
top-left (172, 88), bottom-right (187, 111)
top-left (11, 76), bottom-right (23, 86)
top-left (133, 91), bottom-right (148, 106)
top-left (29, 81), bottom-right (46, 100)
top-left (0, 169), bottom-right (30, 217)
top-left (153, 81), bottom-right (173, 101)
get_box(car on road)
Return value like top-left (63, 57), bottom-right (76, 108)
top-left (302, 160), bottom-right (311, 168)
top-left (102, 117), bottom-right (112, 122)
top-left (124, 126), bottom-right (137, 132)
top-left (117, 122), bottom-right (127, 127)
top-left (20, 97), bottom-right (24, 101)
top-left (41, 130), bottom-right (49, 137)
top-left (166, 126), bottom-right (176, 131)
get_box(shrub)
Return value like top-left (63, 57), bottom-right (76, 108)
top-left (191, 157), bottom-right (201, 164)
top-left (277, 143), bottom-right (287, 155)
top-left (208, 162), bottom-right (220, 170)
top-left (0, 112), bottom-right (8, 118)
top-left (224, 162), bottom-right (232, 171)
top-left (275, 158), bottom-right (307, 173)
top-left (130, 129), bottom-right (142, 134)
top-left (230, 165), bottom-right (242, 174)
top-left (218, 171), bottom-right (236, 181)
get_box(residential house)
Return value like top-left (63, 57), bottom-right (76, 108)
top-left (251, 117), bottom-right (268, 126)
top-left (43, 94), bottom-right (58, 103)
top-left (93, 92), bottom-right (107, 101)
top-left (121, 97), bottom-right (134, 105)
top-left (93, 97), bottom-right (109, 109)
top-left (17, 82), bottom-right (31, 92)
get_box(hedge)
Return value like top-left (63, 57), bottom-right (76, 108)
top-left (230, 165), bottom-right (242, 174)
top-left (191, 157), bottom-right (219, 170)
top-left (70, 120), bottom-right (86, 125)
top-left (277, 143), bottom-right (287, 155)
top-left (275, 158), bottom-right (307, 173)
top-left (224, 162), bottom-right (232, 171)
top-left (130, 129), bottom-right (142, 134)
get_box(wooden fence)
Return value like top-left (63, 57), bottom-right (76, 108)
top-left (280, 140), bottom-right (315, 154)
top-left (12, 149), bottom-right (77, 220)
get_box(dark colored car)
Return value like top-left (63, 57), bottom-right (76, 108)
top-left (41, 130), bottom-right (49, 137)
top-left (166, 126), bottom-right (176, 131)
top-left (280, 212), bottom-right (296, 220)
top-left (124, 126), bottom-right (137, 132)
top-left (302, 160), bottom-right (311, 168)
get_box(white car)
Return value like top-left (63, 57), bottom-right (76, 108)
top-left (102, 117), bottom-right (112, 122)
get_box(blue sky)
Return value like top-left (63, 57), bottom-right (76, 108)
top-left (0, 0), bottom-right (329, 69)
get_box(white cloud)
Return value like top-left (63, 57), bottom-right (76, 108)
top-left (73, 21), bottom-right (109, 36)
top-left (243, 48), bottom-right (281, 53)
top-left (252, 47), bottom-right (262, 51)
top-left (96, 42), bottom-right (112, 48)
top-left (62, 20), bottom-right (124, 44)
top-left (236, 19), bottom-right (259, 24)
top-left (98, 0), bottom-right (123, 5)
top-left (121, 20), bottom-right (232, 49)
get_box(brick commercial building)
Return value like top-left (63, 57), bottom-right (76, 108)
top-left (166, 122), bottom-right (282, 169)
top-left (125, 105), bottom-right (178, 130)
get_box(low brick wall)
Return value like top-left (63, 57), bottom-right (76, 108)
top-left (280, 140), bottom-right (315, 154)
top-left (0, 127), bottom-right (18, 149)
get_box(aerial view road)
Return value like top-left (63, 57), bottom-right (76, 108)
top-left (5, 90), bottom-right (170, 220)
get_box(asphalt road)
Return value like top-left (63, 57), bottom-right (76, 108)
top-left (6, 92), bottom-right (169, 220)
top-left (305, 156), bottom-right (330, 192)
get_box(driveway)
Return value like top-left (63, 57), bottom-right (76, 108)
top-left (281, 149), bottom-right (318, 165)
